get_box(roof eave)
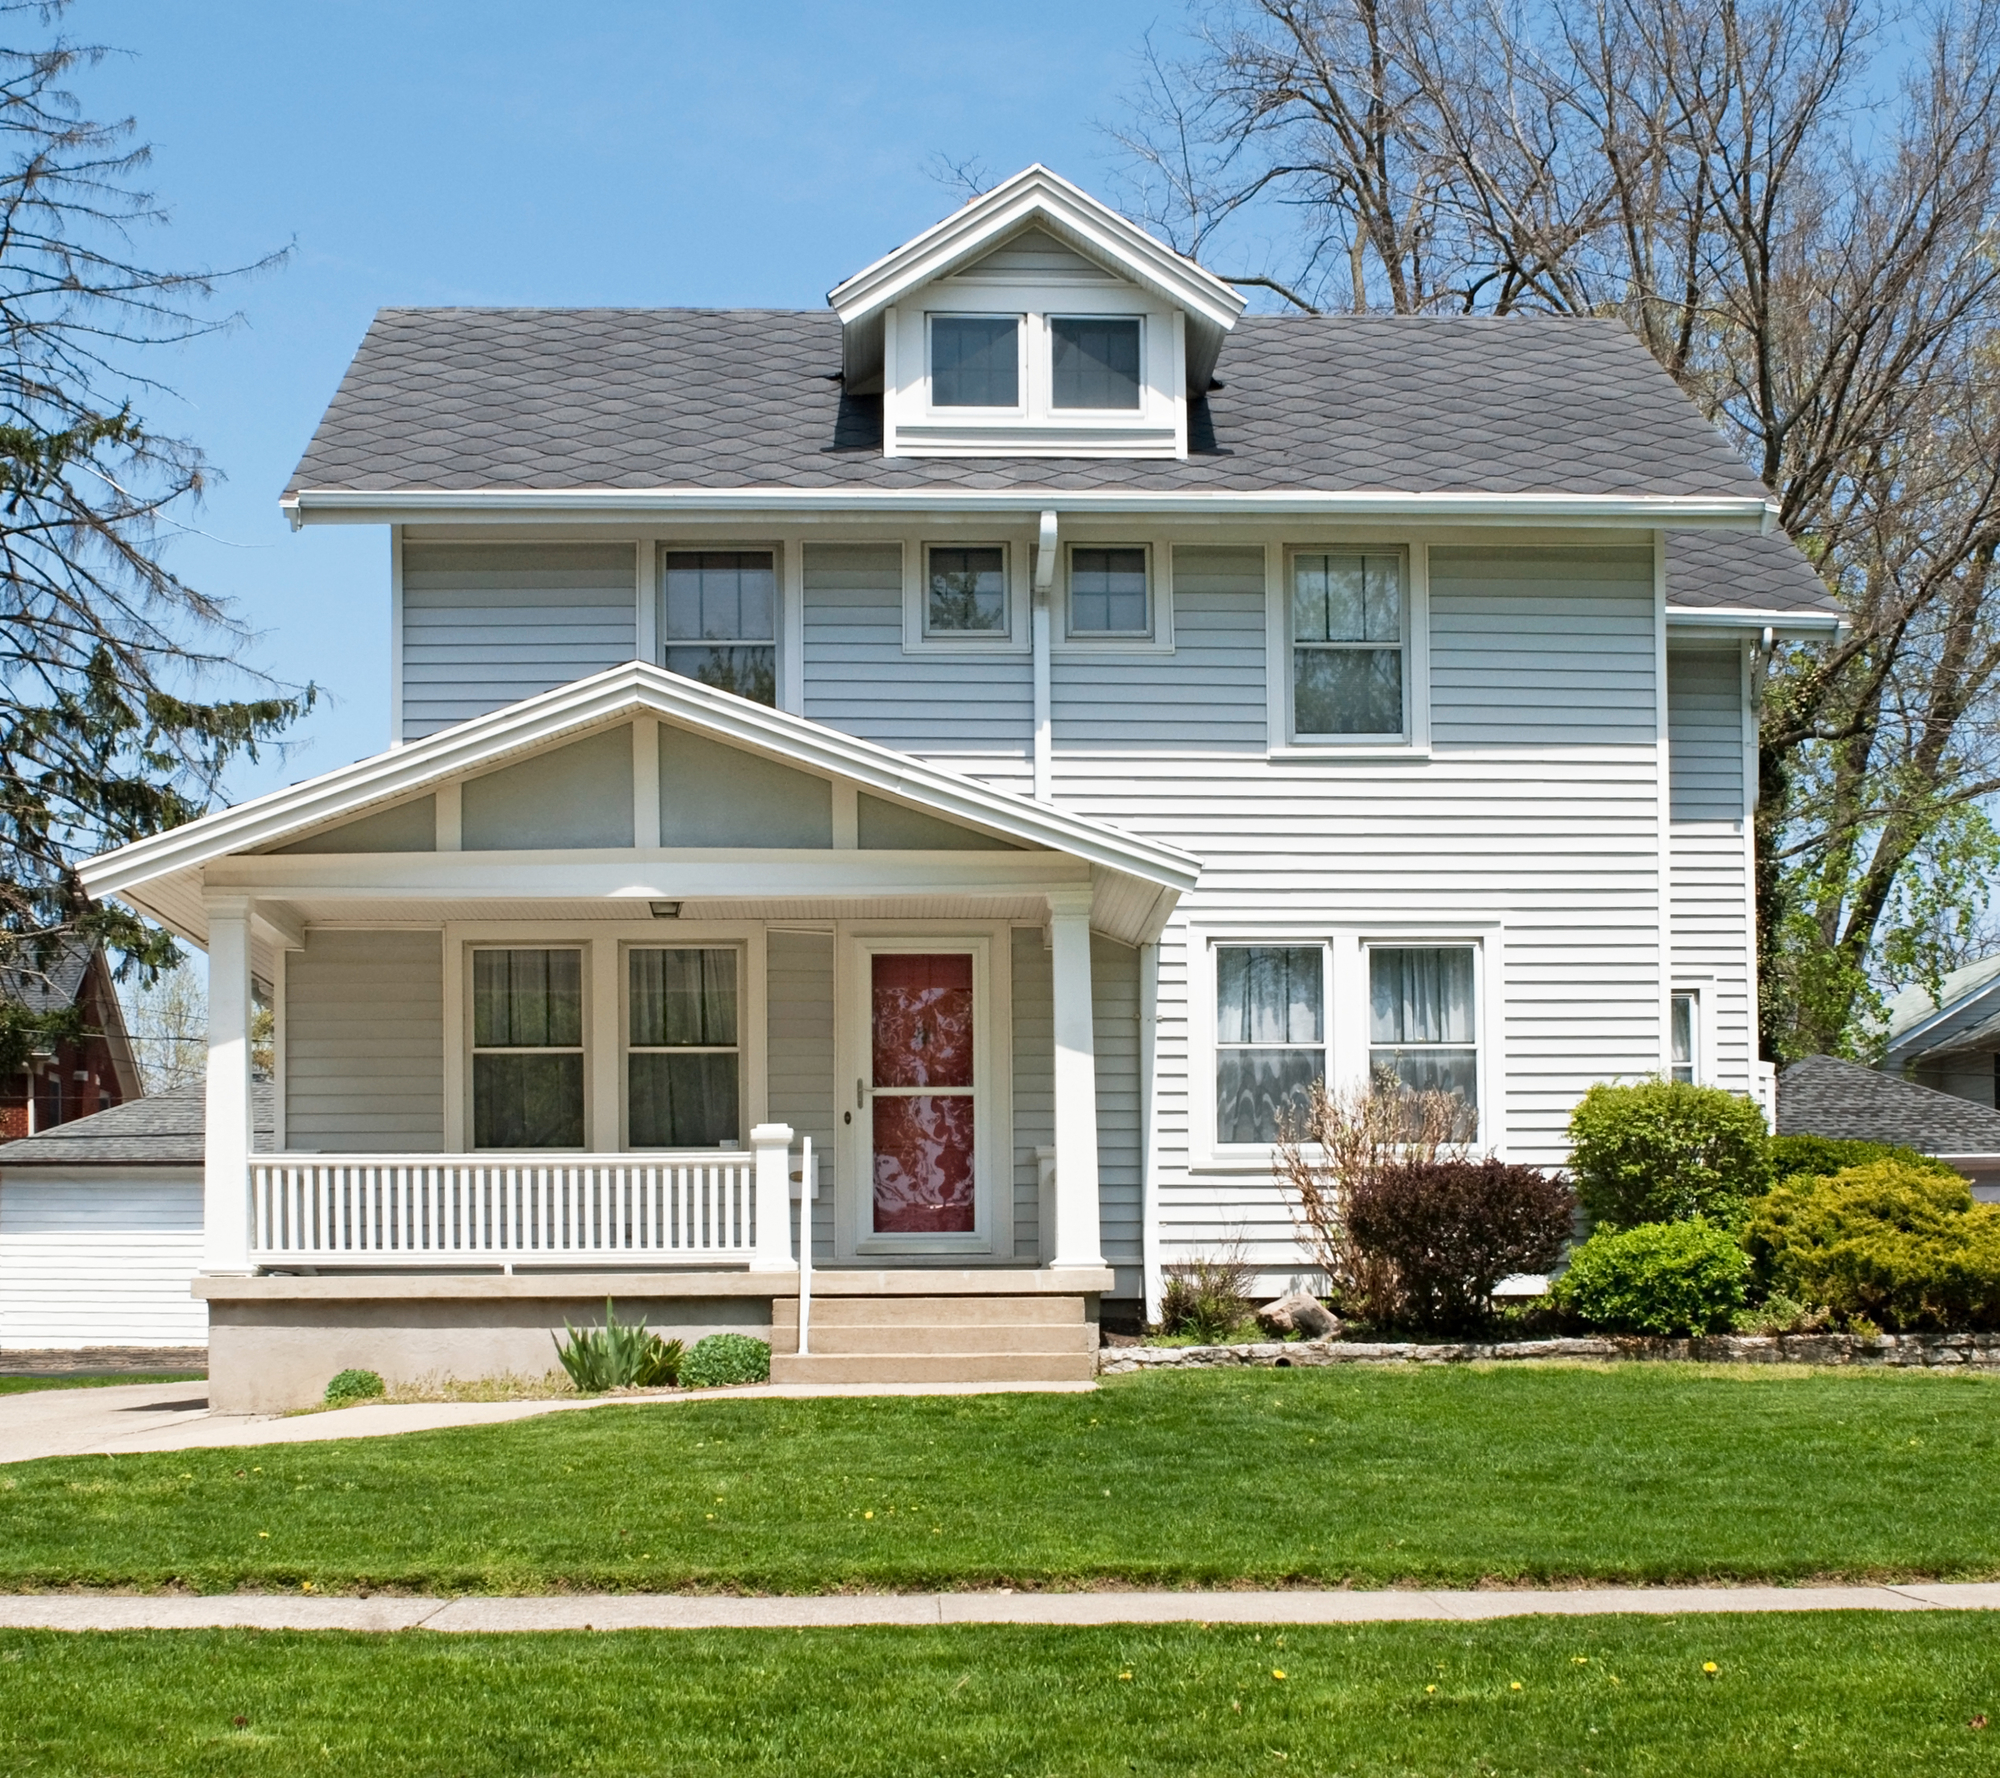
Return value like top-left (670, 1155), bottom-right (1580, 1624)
top-left (1666, 605), bottom-right (1845, 637)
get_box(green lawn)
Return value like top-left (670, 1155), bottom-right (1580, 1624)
top-left (7, 1365), bottom-right (2000, 1593)
top-left (4, 1614), bottom-right (1999, 1775)
top-left (0, 1373), bottom-right (203, 1396)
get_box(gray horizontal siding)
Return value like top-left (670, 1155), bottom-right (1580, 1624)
top-left (802, 543), bottom-right (1031, 758)
top-left (1668, 646), bottom-right (1745, 822)
top-left (767, 930), bottom-right (837, 1265)
top-left (1051, 546), bottom-right (1266, 750)
top-left (403, 542), bottom-right (636, 739)
top-left (1430, 547), bottom-right (1656, 746)
top-left (285, 930), bottom-right (445, 1152)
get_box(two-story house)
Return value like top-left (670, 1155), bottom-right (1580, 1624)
top-left (77, 167), bottom-right (1840, 1409)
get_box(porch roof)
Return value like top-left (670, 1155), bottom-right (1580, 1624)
top-left (77, 662), bottom-right (1201, 950)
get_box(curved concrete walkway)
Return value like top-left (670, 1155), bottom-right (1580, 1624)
top-left (1, 1584), bottom-right (1998, 1632)
top-left (0, 1378), bottom-right (1094, 1466)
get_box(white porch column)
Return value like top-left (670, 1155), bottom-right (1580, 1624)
top-left (748, 1121), bottom-right (796, 1272)
top-left (1046, 888), bottom-right (1104, 1269)
top-left (203, 892), bottom-right (254, 1274)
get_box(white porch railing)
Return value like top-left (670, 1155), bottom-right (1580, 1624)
top-left (247, 1125), bottom-right (796, 1270)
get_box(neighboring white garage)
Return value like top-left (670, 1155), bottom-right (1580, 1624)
top-left (0, 1084), bottom-right (270, 1351)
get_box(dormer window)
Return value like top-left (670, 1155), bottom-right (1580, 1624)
top-left (930, 315), bottom-right (1020, 408)
top-left (1051, 317), bottom-right (1141, 410)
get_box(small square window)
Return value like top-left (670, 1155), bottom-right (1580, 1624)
top-left (662, 551), bottom-right (776, 707)
top-left (931, 315), bottom-right (1019, 408)
top-left (926, 545), bottom-right (1009, 637)
top-left (1292, 553), bottom-right (1405, 738)
top-left (1068, 546), bottom-right (1149, 637)
top-left (1051, 316), bottom-right (1141, 410)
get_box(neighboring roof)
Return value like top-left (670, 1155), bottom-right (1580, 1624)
top-left (1666, 529), bottom-right (1839, 621)
top-left (0, 936), bottom-right (95, 1017)
top-left (1776, 1054), bottom-right (2000, 1155)
top-left (285, 308), bottom-right (1772, 509)
top-left (1883, 953), bottom-right (2000, 1065)
top-left (0, 1080), bottom-right (273, 1168)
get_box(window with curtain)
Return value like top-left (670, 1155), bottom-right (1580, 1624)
top-left (931, 315), bottom-right (1020, 407)
top-left (662, 551), bottom-right (776, 707)
top-left (1671, 993), bottom-right (1697, 1085)
top-left (1068, 547), bottom-right (1149, 636)
top-left (1215, 945), bottom-right (1325, 1144)
top-left (471, 948), bottom-right (585, 1148)
top-left (926, 545), bottom-right (1009, 635)
top-left (1051, 316), bottom-right (1142, 409)
top-left (1368, 946), bottom-right (1477, 1127)
top-left (1292, 553), bottom-right (1404, 737)
top-left (627, 947), bottom-right (740, 1148)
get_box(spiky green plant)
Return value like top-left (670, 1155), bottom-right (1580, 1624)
top-left (552, 1299), bottom-right (684, 1391)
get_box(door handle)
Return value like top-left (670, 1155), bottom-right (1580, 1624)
top-left (856, 1077), bottom-right (865, 1109)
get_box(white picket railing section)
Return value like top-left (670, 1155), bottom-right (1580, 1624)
top-left (248, 1153), bottom-right (765, 1267)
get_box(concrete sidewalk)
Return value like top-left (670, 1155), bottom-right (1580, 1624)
top-left (0, 1378), bottom-right (1095, 1465)
top-left (3, 1583), bottom-right (1999, 1632)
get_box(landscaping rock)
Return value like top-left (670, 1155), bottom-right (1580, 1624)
top-left (1256, 1290), bottom-right (1340, 1339)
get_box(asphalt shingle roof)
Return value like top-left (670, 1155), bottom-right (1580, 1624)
top-left (1665, 529), bottom-right (1837, 616)
top-left (0, 1081), bottom-right (273, 1167)
top-left (1777, 1054), bottom-right (2000, 1154)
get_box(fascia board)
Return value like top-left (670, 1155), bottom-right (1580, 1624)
top-left (1666, 606), bottom-right (1845, 636)
top-left (285, 489), bottom-right (1778, 527)
top-left (1885, 981), bottom-right (2000, 1060)
top-left (828, 165), bottom-right (1244, 332)
top-left (79, 662), bottom-right (1201, 901)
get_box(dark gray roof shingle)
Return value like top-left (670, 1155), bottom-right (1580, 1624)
top-left (0, 1081), bottom-right (274, 1167)
top-left (289, 308), bottom-right (1772, 500)
top-left (1777, 1054), bottom-right (2000, 1154)
top-left (1666, 529), bottom-right (1837, 616)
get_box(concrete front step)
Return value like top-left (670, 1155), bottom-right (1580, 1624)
top-left (774, 1295), bottom-right (1084, 1329)
top-left (798, 1322), bottom-right (1097, 1357)
top-left (769, 1351), bottom-right (1100, 1385)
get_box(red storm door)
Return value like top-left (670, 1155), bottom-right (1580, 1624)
top-left (870, 952), bottom-right (977, 1235)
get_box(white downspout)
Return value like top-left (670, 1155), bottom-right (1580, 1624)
top-left (1139, 939), bottom-right (1161, 1326)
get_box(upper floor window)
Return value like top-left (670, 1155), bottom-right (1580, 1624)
top-left (1051, 316), bottom-right (1141, 409)
top-left (1291, 553), bottom-right (1404, 738)
top-left (663, 551), bottom-right (775, 707)
top-left (1068, 545), bottom-right (1150, 638)
top-left (930, 315), bottom-right (1020, 408)
top-left (927, 545), bottom-right (1010, 637)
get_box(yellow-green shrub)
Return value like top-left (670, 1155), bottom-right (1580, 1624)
top-left (1743, 1161), bottom-right (2000, 1331)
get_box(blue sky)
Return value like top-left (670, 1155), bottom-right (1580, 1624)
top-left (76, 0), bottom-right (1205, 800)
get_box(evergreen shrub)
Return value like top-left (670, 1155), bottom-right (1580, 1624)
top-left (1551, 1219), bottom-right (1749, 1335)
top-left (1567, 1078), bottom-right (1769, 1228)
top-left (1744, 1161), bottom-right (2000, 1331)
top-left (1765, 1134), bottom-right (1959, 1185)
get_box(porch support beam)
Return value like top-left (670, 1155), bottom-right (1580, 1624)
top-left (1047, 887), bottom-right (1104, 1269)
top-left (203, 891), bottom-right (255, 1275)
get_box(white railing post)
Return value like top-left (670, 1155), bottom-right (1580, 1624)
top-left (203, 892), bottom-right (254, 1274)
top-left (791, 1135), bottom-right (814, 1354)
top-left (748, 1123), bottom-right (796, 1271)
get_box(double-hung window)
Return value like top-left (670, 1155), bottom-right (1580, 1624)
top-left (1369, 946), bottom-right (1477, 1129)
top-left (1215, 945), bottom-right (1325, 1144)
top-left (663, 551), bottom-right (776, 707)
top-left (1292, 553), bottom-right (1405, 737)
top-left (925, 545), bottom-right (1010, 638)
top-left (930, 315), bottom-right (1020, 408)
top-left (627, 947), bottom-right (741, 1148)
top-left (1067, 546), bottom-right (1150, 638)
top-left (471, 948), bottom-right (585, 1149)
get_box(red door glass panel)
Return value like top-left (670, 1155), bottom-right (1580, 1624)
top-left (871, 953), bottom-right (975, 1233)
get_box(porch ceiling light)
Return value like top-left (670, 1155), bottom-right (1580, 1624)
top-left (649, 900), bottom-right (682, 919)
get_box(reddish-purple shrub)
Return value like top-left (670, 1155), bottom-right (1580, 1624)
top-left (1344, 1159), bottom-right (1575, 1332)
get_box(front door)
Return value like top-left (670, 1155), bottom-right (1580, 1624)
top-left (841, 938), bottom-right (997, 1256)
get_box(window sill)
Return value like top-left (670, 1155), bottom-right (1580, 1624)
top-left (1267, 742), bottom-right (1431, 763)
top-left (901, 637), bottom-right (1032, 657)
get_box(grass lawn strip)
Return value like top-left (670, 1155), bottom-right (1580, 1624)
top-left (0, 1374), bottom-right (203, 1396)
top-left (3, 1614), bottom-right (1998, 1775)
top-left (5, 1366), bottom-right (2000, 1594)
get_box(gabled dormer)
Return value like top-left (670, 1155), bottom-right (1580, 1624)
top-left (827, 165), bottom-right (1246, 461)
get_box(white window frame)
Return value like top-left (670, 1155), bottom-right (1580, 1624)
top-left (1671, 989), bottom-right (1701, 1085)
top-left (1047, 312), bottom-right (1146, 413)
top-left (464, 943), bottom-right (591, 1154)
top-left (621, 939), bottom-right (750, 1151)
top-left (1266, 540), bottom-right (1430, 757)
top-left (925, 311), bottom-right (1027, 416)
top-left (1189, 924), bottom-right (1499, 1169)
top-left (902, 536), bottom-right (1032, 655)
top-left (1057, 540), bottom-right (1175, 652)
top-left (656, 542), bottom-right (784, 712)
top-left (442, 922), bottom-right (768, 1154)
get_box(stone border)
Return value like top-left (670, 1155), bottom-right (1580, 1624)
top-left (1100, 1332), bottom-right (2000, 1372)
top-left (0, 1346), bottom-right (206, 1377)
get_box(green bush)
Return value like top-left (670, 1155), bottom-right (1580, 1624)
top-left (1567, 1078), bottom-right (1770, 1228)
top-left (1550, 1219), bottom-right (1749, 1335)
top-left (681, 1333), bottom-right (772, 1388)
top-left (323, 1368), bottom-right (385, 1405)
top-left (552, 1299), bottom-right (684, 1392)
top-left (1765, 1134), bottom-right (1960, 1186)
top-left (1743, 1161), bottom-right (2000, 1332)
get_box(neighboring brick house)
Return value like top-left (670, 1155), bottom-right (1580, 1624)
top-left (0, 940), bottom-right (144, 1139)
